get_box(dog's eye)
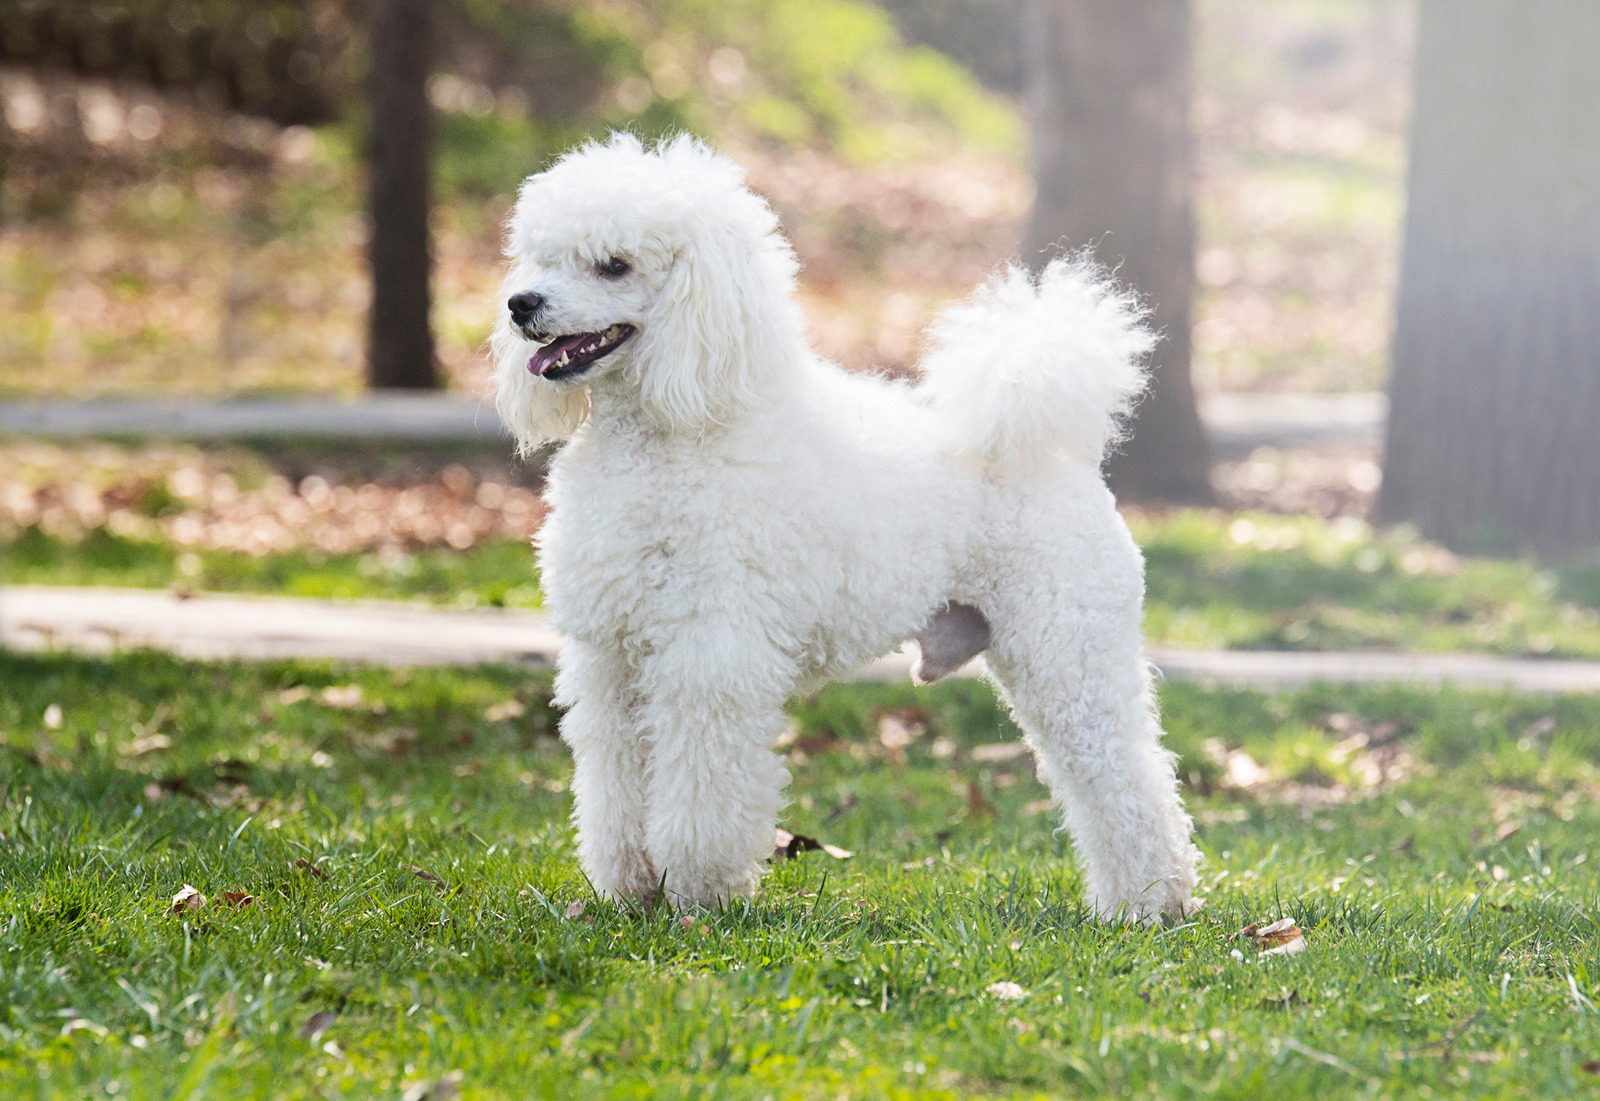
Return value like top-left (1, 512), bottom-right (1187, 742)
top-left (597, 256), bottom-right (631, 278)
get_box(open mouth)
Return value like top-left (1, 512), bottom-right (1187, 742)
top-left (527, 324), bottom-right (636, 380)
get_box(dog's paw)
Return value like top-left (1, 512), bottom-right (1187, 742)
top-left (659, 867), bottom-right (761, 912)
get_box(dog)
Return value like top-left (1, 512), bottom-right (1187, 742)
top-left (492, 134), bottom-right (1199, 922)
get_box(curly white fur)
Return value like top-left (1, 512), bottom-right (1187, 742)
top-left (493, 134), bottom-right (1199, 921)
top-left (920, 259), bottom-right (1154, 470)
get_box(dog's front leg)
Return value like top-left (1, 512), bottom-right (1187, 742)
top-left (555, 641), bottom-right (657, 905)
top-left (636, 630), bottom-right (793, 910)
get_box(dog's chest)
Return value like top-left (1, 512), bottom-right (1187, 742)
top-left (539, 442), bottom-right (756, 645)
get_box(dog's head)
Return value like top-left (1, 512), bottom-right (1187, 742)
top-left (493, 133), bottom-right (801, 453)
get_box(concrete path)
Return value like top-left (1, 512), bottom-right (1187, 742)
top-left (5, 585), bottom-right (1595, 693)
top-left (0, 395), bottom-right (508, 442)
top-left (1201, 392), bottom-right (1384, 457)
top-left (0, 393), bottom-right (1384, 453)
top-left (0, 586), bottom-right (563, 667)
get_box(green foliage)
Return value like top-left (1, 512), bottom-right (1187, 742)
top-left (433, 110), bottom-right (574, 202)
top-left (4, 653), bottom-right (1600, 1096)
top-left (8, 0), bottom-right (1019, 220)
top-left (415, 0), bottom-right (1025, 200)
top-left (650, 0), bottom-right (1022, 160)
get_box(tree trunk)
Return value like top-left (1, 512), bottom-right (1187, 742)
top-left (0, 85), bottom-right (10, 226)
top-left (366, 0), bottom-right (439, 390)
top-left (1020, 0), bottom-right (1211, 503)
top-left (1381, 0), bottom-right (1600, 558)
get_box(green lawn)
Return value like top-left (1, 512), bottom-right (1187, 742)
top-left (12, 509), bottom-right (1600, 658)
top-left (4, 650), bottom-right (1600, 1097)
top-left (1134, 511), bottom-right (1600, 658)
top-left (0, 525), bottom-right (544, 609)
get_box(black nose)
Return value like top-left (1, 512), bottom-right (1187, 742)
top-left (507, 292), bottom-right (545, 325)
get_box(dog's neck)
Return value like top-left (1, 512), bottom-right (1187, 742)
top-left (578, 352), bottom-right (805, 449)
top-left (583, 383), bottom-right (662, 441)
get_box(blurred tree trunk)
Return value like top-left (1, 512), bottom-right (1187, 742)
top-left (1021, 0), bottom-right (1211, 503)
top-left (0, 90), bottom-right (10, 225)
top-left (366, 0), bottom-right (439, 390)
top-left (1381, 0), bottom-right (1600, 557)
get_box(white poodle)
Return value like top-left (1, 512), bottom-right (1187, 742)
top-left (492, 134), bottom-right (1199, 922)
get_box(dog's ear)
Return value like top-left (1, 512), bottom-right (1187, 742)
top-left (629, 217), bottom-right (797, 437)
top-left (492, 308), bottom-right (591, 456)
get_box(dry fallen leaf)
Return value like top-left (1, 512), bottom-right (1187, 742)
top-left (277, 686), bottom-right (311, 706)
top-left (1203, 739), bottom-right (1271, 790)
top-left (484, 699), bottom-right (525, 722)
top-left (294, 858), bottom-right (328, 880)
top-left (986, 981), bottom-right (1027, 1001)
top-left (970, 742), bottom-right (1027, 763)
top-left (1494, 820), bottom-right (1523, 844)
top-left (123, 734), bottom-right (172, 757)
top-left (877, 711), bottom-right (925, 763)
top-left (300, 1009), bottom-right (338, 1042)
top-left (1239, 916), bottom-right (1308, 958)
top-left (170, 884), bottom-right (205, 915)
top-left (404, 864), bottom-right (445, 887)
top-left (564, 899), bottom-right (586, 920)
top-left (772, 828), bottom-right (853, 861)
top-left (400, 1069), bottom-right (464, 1101)
top-left (319, 685), bottom-right (364, 709)
top-left (790, 732), bottom-right (843, 758)
top-left (966, 780), bottom-right (996, 819)
top-left (218, 891), bottom-right (255, 909)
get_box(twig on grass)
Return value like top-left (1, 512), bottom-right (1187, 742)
top-left (1428, 1009), bottom-right (1486, 1061)
top-left (1279, 1036), bottom-right (1365, 1078)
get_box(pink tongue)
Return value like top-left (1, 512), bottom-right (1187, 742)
top-left (528, 332), bottom-right (595, 376)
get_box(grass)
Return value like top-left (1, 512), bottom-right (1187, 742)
top-left (1134, 511), bottom-right (1600, 658)
top-left (0, 526), bottom-right (543, 609)
top-left (13, 509), bottom-right (1600, 658)
top-left (5, 649), bottom-right (1600, 1097)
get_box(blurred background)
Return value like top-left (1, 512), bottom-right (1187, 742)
top-left (1, 0), bottom-right (1597, 659)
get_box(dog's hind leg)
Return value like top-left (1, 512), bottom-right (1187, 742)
top-left (985, 603), bottom-right (1199, 924)
top-left (556, 641), bottom-right (658, 905)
